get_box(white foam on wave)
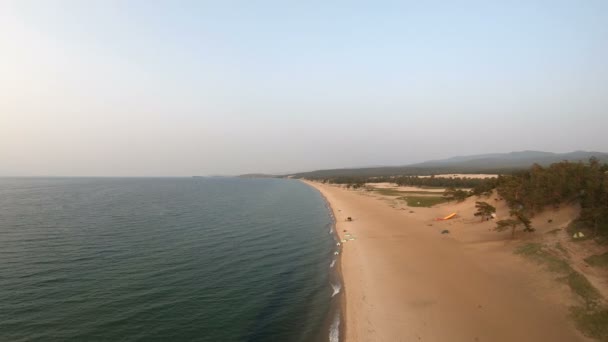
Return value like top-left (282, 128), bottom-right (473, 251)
top-left (331, 282), bottom-right (341, 297)
top-left (329, 312), bottom-right (340, 342)
top-left (330, 259), bottom-right (336, 268)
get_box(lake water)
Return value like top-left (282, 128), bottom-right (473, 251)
top-left (0, 177), bottom-right (339, 341)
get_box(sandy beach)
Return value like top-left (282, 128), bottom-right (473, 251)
top-left (305, 181), bottom-right (590, 342)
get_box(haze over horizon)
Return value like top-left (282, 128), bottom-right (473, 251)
top-left (2, 1), bottom-right (607, 177)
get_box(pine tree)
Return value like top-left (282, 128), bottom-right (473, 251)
top-left (474, 201), bottom-right (496, 221)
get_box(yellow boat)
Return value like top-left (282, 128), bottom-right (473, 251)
top-left (435, 212), bottom-right (457, 221)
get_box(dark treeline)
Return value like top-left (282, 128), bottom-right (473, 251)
top-left (392, 176), bottom-right (495, 190)
top-left (308, 174), bottom-right (494, 190)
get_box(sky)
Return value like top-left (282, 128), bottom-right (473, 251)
top-left (1, 1), bottom-right (607, 176)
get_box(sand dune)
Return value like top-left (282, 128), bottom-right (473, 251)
top-left (305, 181), bottom-right (590, 342)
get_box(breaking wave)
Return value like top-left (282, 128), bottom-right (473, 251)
top-left (329, 312), bottom-right (340, 342)
top-left (331, 282), bottom-right (341, 297)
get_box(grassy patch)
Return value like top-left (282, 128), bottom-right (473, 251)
top-left (372, 188), bottom-right (404, 196)
top-left (585, 252), bottom-right (608, 269)
top-left (515, 243), bottom-right (570, 274)
top-left (515, 243), bottom-right (608, 340)
top-left (515, 243), bottom-right (596, 299)
top-left (514, 242), bottom-right (543, 255)
top-left (596, 235), bottom-right (608, 245)
top-left (568, 271), bottom-right (602, 308)
top-left (371, 187), bottom-right (448, 208)
top-left (555, 242), bottom-right (568, 255)
top-left (372, 188), bottom-right (442, 196)
top-left (571, 307), bottom-right (608, 341)
top-left (400, 190), bottom-right (445, 195)
top-left (397, 196), bottom-right (447, 207)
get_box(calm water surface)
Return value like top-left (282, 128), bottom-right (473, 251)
top-left (0, 177), bottom-right (338, 341)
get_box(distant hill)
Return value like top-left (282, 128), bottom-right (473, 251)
top-left (415, 151), bottom-right (557, 165)
top-left (288, 151), bottom-right (608, 179)
top-left (409, 150), bottom-right (608, 169)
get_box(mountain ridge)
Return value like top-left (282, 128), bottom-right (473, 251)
top-left (284, 150), bottom-right (608, 179)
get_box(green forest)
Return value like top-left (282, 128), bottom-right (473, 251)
top-left (496, 158), bottom-right (608, 236)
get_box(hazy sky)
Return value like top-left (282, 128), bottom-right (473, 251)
top-left (2, 1), bottom-right (607, 176)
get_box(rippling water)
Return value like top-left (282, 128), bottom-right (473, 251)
top-left (0, 177), bottom-right (337, 341)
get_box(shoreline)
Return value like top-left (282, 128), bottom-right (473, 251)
top-left (311, 182), bottom-right (346, 342)
top-left (303, 180), bottom-right (588, 342)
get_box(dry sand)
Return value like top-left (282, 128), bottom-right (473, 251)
top-left (304, 181), bottom-right (590, 342)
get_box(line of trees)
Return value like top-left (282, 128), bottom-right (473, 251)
top-left (312, 175), bottom-right (495, 190)
top-left (444, 187), bottom-right (470, 202)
